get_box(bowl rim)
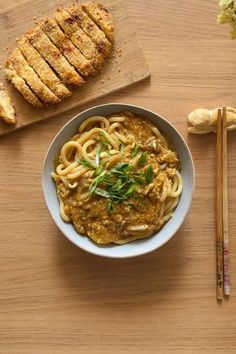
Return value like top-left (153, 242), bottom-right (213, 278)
top-left (42, 103), bottom-right (195, 258)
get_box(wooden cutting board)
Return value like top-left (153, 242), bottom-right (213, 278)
top-left (0, 0), bottom-right (150, 136)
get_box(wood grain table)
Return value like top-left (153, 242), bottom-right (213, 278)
top-left (0, 0), bottom-right (236, 353)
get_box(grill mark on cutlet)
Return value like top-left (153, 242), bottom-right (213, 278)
top-left (40, 18), bottom-right (97, 77)
top-left (67, 4), bottom-right (112, 57)
top-left (54, 9), bottom-right (105, 71)
top-left (8, 48), bottom-right (60, 104)
top-left (26, 26), bottom-right (85, 86)
top-left (17, 36), bottom-right (71, 99)
top-left (5, 61), bottom-right (43, 107)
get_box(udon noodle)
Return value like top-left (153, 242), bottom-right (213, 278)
top-left (52, 111), bottom-right (183, 244)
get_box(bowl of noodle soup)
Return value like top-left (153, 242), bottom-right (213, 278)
top-left (42, 103), bottom-right (195, 258)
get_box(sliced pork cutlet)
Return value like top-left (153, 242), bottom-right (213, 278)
top-left (67, 4), bottom-right (112, 56)
top-left (18, 36), bottom-right (71, 99)
top-left (5, 62), bottom-right (43, 108)
top-left (8, 48), bottom-right (60, 104)
top-left (81, 2), bottom-right (114, 43)
top-left (0, 83), bottom-right (16, 124)
top-left (54, 9), bottom-right (105, 70)
top-left (40, 18), bottom-right (97, 77)
top-left (27, 26), bottom-right (84, 86)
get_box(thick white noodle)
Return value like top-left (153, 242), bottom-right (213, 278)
top-left (58, 196), bottom-right (70, 222)
top-left (169, 170), bottom-right (183, 197)
top-left (108, 122), bottom-right (122, 134)
top-left (77, 128), bottom-right (118, 149)
top-left (67, 166), bottom-right (90, 180)
top-left (108, 116), bottom-right (125, 123)
top-left (56, 162), bottom-right (79, 176)
top-left (79, 116), bottom-right (110, 133)
top-left (81, 139), bottom-right (96, 167)
top-left (60, 141), bottom-right (82, 166)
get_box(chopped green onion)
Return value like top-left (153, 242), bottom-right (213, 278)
top-left (119, 142), bottom-right (125, 154)
top-left (130, 144), bottom-right (140, 158)
top-left (89, 170), bottom-right (107, 193)
top-left (99, 130), bottom-right (106, 137)
top-left (125, 183), bottom-right (136, 196)
top-left (77, 159), bottom-right (96, 169)
top-left (94, 188), bottom-right (110, 198)
top-left (88, 160), bottom-right (154, 212)
top-left (95, 142), bottom-right (102, 167)
top-left (100, 138), bottom-right (109, 147)
top-left (93, 165), bottom-right (104, 178)
top-left (138, 152), bottom-right (148, 166)
top-left (113, 162), bottom-right (129, 170)
top-left (145, 165), bottom-right (155, 184)
top-left (107, 200), bottom-right (113, 213)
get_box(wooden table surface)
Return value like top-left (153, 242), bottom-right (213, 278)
top-left (1, 0), bottom-right (236, 353)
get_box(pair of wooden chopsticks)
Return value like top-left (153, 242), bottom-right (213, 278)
top-left (216, 107), bottom-right (230, 301)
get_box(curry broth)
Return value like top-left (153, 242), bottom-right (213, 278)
top-left (55, 112), bottom-right (181, 244)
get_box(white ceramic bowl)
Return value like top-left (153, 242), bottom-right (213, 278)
top-left (42, 103), bottom-right (195, 258)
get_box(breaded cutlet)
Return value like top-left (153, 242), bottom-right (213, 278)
top-left (27, 26), bottom-right (84, 86)
top-left (81, 2), bottom-right (114, 42)
top-left (0, 83), bottom-right (16, 124)
top-left (68, 4), bottom-right (112, 56)
top-left (8, 48), bottom-right (60, 104)
top-left (54, 9), bottom-right (105, 70)
top-left (5, 62), bottom-right (43, 108)
top-left (18, 37), bottom-right (71, 100)
top-left (40, 18), bottom-right (97, 77)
